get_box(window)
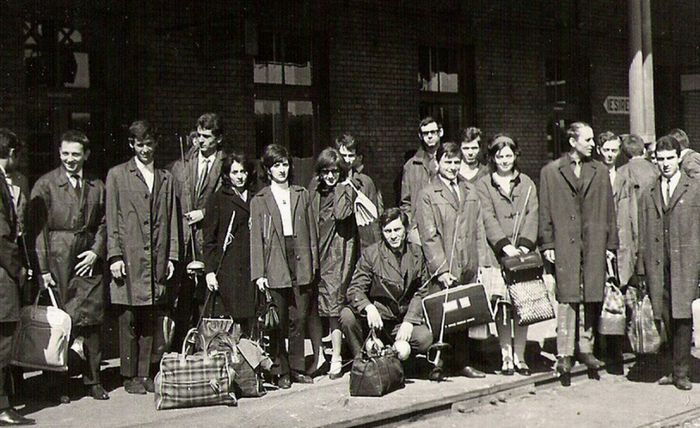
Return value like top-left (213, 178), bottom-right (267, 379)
top-left (24, 20), bottom-right (90, 89)
top-left (418, 46), bottom-right (475, 141)
top-left (253, 30), bottom-right (321, 158)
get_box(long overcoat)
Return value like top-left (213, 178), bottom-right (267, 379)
top-left (106, 159), bottom-right (179, 306)
top-left (416, 176), bottom-right (481, 288)
top-left (400, 148), bottom-right (437, 240)
top-left (612, 171), bottom-right (638, 285)
top-left (539, 155), bottom-right (618, 303)
top-left (309, 177), bottom-right (357, 317)
top-left (170, 150), bottom-right (224, 262)
top-left (637, 173), bottom-right (700, 319)
top-left (30, 167), bottom-right (106, 321)
top-left (250, 185), bottom-right (318, 288)
top-left (0, 170), bottom-right (20, 323)
top-left (202, 186), bottom-right (255, 318)
top-left (346, 241), bottom-right (428, 324)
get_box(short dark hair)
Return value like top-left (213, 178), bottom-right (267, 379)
top-left (60, 129), bottom-right (90, 151)
top-left (197, 113), bottom-right (223, 137)
top-left (128, 120), bottom-right (157, 142)
top-left (487, 133), bottom-right (520, 171)
top-left (315, 147), bottom-right (349, 182)
top-left (419, 116), bottom-right (440, 131)
top-left (261, 144), bottom-right (292, 182)
top-left (221, 150), bottom-right (255, 190)
top-left (0, 128), bottom-right (20, 158)
top-left (667, 128), bottom-right (690, 150)
top-left (460, 127), bottom-right (481, 143)
top-left (596, 131), bottom-right (618, 148)
top-left (436, 141), bottom-right (462, 162)
top-left (379, 207), bottom-right (408, 230)
top-left (567, 121), bottom-right (591, 141)
top-left (655, 135), bottom-right (681, 156)
top-left (620, 134), bottom-right (645, 157)
top-left (334, 134), bottom-right (358, 153)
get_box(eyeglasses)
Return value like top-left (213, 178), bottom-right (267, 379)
top-left (320, 168), bottom-right (339, 175)
top-left (421, 129), bottom-right (440, 136)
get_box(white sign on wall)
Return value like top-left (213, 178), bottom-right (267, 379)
top-left (603, 96), bottom-right (629, 115)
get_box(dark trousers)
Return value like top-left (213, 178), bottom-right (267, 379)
top-left (75, 326), bottom-right (102, 385)
top-left (118, 306), bottom-right (163, 378)
top-left (660, 285), bottom-right (693, 379)
top-left (0, 323), bottom-right (15, 410)
top-left (339, 307), bottom-right (432, 358)
top-left (267, 284), bottom-right (312, 376)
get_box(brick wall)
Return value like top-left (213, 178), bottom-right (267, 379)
top-left (0, 14), bottom-right (24, 137)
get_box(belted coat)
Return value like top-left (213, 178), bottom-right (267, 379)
top-left (637, 173), bottom-right (700, 319)
top-left (539, 155), bottom-right (618, 303)
top-left (106, 159), bottom-right (179, 306)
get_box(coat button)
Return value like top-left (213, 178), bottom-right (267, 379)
top-left (144, 246), bottom-right (150, 251)
top-left (296, 256), bottom-right (301, 260)
top-left (570, 216), bottom-right (576, 220)
top-left (656, 260), bottom-right (661, 265)
top-left (570, 238), bottom-right (575, 243)
top-left (655, 237), bottom-right (660, 242)
top-left (143, 220), bottom-right (149, 225)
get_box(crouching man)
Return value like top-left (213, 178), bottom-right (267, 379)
top-left (340, 208), bottom-right (432, 368)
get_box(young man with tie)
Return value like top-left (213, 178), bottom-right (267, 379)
top-left (30, 130), bottom-right (109, 401)
top-left (636, 135), bottom-right (700, 391)
top-left (106, 121), bottom-right (178, 394)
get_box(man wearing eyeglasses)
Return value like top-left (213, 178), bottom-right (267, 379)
top-left (400, 116), bottom-right (442, 245)
top-left (170, 113), bottom-right (226, 347)
top-left (106, 120), bottom-right (179, 394)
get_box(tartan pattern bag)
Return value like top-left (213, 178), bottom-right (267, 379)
top-left (626, 283), bottom-right (662, 354)
top-left (155, 329), bottom-right (238, 410)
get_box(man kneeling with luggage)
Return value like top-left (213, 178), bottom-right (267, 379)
top-left (340, 208), bottom-right (433, 369)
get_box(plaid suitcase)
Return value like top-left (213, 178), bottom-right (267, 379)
top-left (155, 329), bottom-right (238, 410)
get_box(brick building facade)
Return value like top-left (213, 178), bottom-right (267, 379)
top-left (3, 0), bottom-right (700, 204)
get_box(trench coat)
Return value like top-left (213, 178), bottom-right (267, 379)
top-left (106, 159), bottom-right (179, 306)
top-left (416, 176), bottom-right (481, 287)
top-left (0, 169), bottom-right (20, 323)
top-left (346, 241), bottom-right (428, 324)
top-left (170, 150), bottom-right (224, 262)
top-left (309, 177), bottom-right (357, 317)
top-left (250, 185), bottom-right (318, 288)
top-left (611, 171), bottom-right (638, 285)
top-left (30, 167), bottom-right (106, 323)
top-left (400, 148), bottom-right (437, 237)
top-left (637, 173), bottom-right (700, 319)
top-left (475, 171), bottom-right (538, 268)
top-left (539, 155), bottom-right (618, 303)
top-left (202, 186), bottom-right (255, 318)
top-left (351, 172), bottom-right (384, 250)
top-left (618, 157), bottom-right (658, 202)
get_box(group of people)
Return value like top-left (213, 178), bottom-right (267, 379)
top-left (0, 110), bottom-right (697, 424)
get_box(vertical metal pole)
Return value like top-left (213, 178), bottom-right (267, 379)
top-left (641, 0), bottom-right (656, 143)
top-left (628, 0), bottom-right (645, 136)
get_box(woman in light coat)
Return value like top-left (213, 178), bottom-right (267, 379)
top-left (476, 134), bottom-right (538, 376)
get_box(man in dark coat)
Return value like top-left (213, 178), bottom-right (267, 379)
top-left (30, 130), bottom-right (109, 401)
top-left (636, 136), bottom-right (700, 391)
top-left (170, 113), bottom-right (225, 347)
top-left (340, 207), bottom-right (432, 361)
top-left (107, 121), bottom-right (178, 394)
top-left (619, 134), bottom-right (658, 202)
top-left (400, 117), bottom-right (442, 245)
top-left (0, 129), bottom-right (34, 425)
top-left (539, 121), bottom-right (618, 386)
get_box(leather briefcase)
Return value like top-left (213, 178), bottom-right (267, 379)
top-left (349, 330), bottom-right (404, 397)
top-left (500, 252), bottom-right (544, 284)
top-left (422, 283), bottom-right (493, 339)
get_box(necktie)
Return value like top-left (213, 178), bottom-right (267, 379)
top-left (450, 181), bottom-right (461, 203)
top-left (573, 160), bottom-right (581, 178)
top-left (196, 159), bottom-right (210, 196)
top-left (663, 178), bottom-right (672, 206)
top-left (71, 174), bottom-right (81, 196)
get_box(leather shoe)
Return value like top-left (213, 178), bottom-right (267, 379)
top-left (277, 374), bottom-right (291, 389)
top-left (290, 372), bottom-right (314, 384)
top-left (515, 363), bottom-right (531, 377)
top-left (658, 374), bottom-right (675, 386)
top-left (577, 353), bottom-right (602, 370)
top-left (428, 367), bottom-right (445, 382)
top-left (124, 378), bottom-right (146, 395)
top-left (0, 408), bottom-right (34, 426)
top-left (89, 384), bottom-right (110, 400)
top-left (460, 365), bottom-right (486, 378)
top-left (557, 356), bottom-right (572, 387)
top-left (58, 395), bottom-right (70, 404)
top-left (139, 377), bottom-right (155, 393)
top-left (674, 377), bottom-right (692, 391)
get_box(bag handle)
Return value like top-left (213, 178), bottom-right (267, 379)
top-left (34, 286), bottom-right (60, 309)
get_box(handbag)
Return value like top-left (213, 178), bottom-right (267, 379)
top-left (501, 253), bottom-right (554, 326)
top-left (599, 257), bottom-right (626, 335)
top-left (346, 180), bottom-right (379, 227)
top-left (63, 274), bottom-right (104, 327)
top-left (193, 291), bottom-right (238, 354)
top-left (155, 328), bottom-right (238, 410)
top-left (11, 287), bottom-right (72, 372)
top-left (349, 329), bottom-right (404, 397)
top-left (422, 283), bottom-right (493, 339)
top-left (261, 289), bottom-right (279, 331)
top-left (626, 282), bottom-right (662, 354)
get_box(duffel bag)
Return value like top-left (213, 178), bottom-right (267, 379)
top-left (349, 329), bottom-right (404, 397)
top-left (233, 338), bottom-right (272, 398)
top-left (155, 328), bottom-right (238, 410)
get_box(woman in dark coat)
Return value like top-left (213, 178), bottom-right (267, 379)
top-left (309, 147), bottom-right (357, 379)
top-left (203, 151), bottom-right (257, 334)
